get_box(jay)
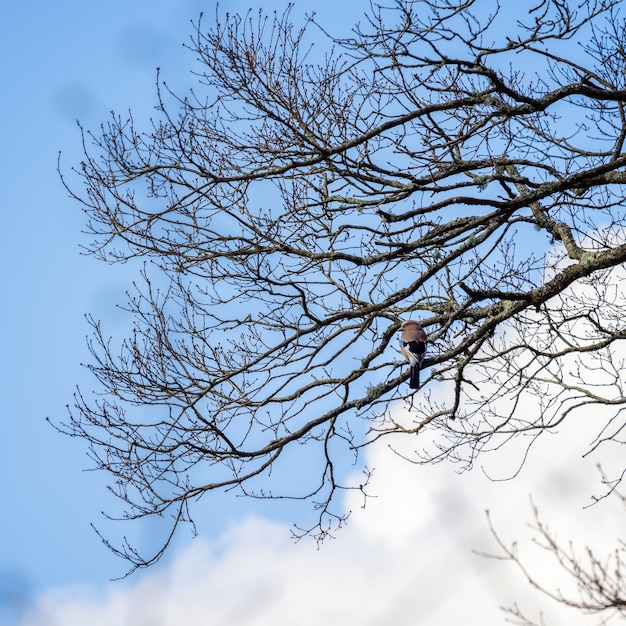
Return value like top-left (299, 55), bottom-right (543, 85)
top-left (400, 320), bottom-right (427, 389)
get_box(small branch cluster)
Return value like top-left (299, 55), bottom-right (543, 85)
top-left (485, 499), bottom-right (626, 625)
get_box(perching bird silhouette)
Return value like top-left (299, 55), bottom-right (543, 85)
top-left (400, 320), bottom-right (427, 389)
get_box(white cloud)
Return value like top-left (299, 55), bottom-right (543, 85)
top-left (18, 407), bottom-right (625, 626)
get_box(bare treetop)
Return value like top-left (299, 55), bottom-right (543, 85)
top-left (57, 0), bottom-right (626, 574)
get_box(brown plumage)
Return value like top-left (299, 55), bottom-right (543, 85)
top-left (400, 320), bottom-right (427, 389)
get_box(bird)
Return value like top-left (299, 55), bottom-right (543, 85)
top-left (400, 320), bottom-right (427, 389)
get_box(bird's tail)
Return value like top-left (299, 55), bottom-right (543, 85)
top-left (409, 365), bottom-right (420, 389)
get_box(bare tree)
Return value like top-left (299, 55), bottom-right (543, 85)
top-left (485, 496), bottom-right (626, 625)
top-left (56, 0), bottom-right (626, 573)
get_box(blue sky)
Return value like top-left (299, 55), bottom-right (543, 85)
top-left (0, 0), bottom-right (267, 605)
top-left (0, 0), bottom-right (385, 605)
top-left (1, 1), bottom-right (625, 625)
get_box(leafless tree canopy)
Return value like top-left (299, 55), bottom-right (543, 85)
top-left (58, 0), bottom-right (626, 573)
